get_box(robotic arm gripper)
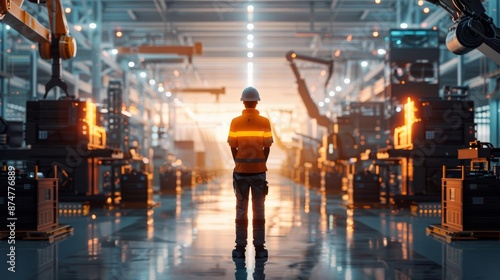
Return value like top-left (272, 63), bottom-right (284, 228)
top-left (426, 0), bottom-right (500, 64)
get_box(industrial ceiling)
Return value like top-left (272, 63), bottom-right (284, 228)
top-left (98, 0), bottom-right (399, 105)
top-left (4, 0), bottom-right (487, 121)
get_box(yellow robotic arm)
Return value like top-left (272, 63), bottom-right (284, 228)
top-left (0, 0), bottom-right (77, 97)
top-left (0, 0), bottom-right (50, 44)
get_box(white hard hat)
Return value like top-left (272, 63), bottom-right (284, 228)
top-left (240, 86), bottom-right (260, 101)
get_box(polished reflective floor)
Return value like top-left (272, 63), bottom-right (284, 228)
top-left (2, 171), bottom-right (500, 279)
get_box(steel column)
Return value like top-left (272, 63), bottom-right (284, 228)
top-left (490, 99), bottom-right (499, 147)
top-left (457, 55), bottom-right (465, 86)
top-left (30, 49), bottom-right (38, 100)
top-left (91, 0), bottom-right (102, 102)
top-left (1, 24), bottom-right (7, 116)
top-left (489, 0), bottom-right (499, 147)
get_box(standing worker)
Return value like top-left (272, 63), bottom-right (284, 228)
top-left (228, 86), bottom-right (273, 259)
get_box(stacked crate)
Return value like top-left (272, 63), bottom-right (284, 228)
top-left (0, 171), bottom-right (58, 231)
top-left (349, 172), bottom-right (381, 205)
top-left (120, 170), bottom-right (154, 208)
top-left (442, 176), bottom-right (500, 231)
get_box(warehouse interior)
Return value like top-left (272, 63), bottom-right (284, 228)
top-left (1, 0), bottom-right (500, 279)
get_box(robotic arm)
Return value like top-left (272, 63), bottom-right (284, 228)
top-left (0, 0), bottom-right (77, 97)
top-left (285, 51), bottom-right (335, 130)
top-left (426, 0), bottom-right (500, 64)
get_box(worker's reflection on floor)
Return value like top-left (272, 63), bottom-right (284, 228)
top-left (233, 258), bottom-right (266, 280)
top-left (5, 172), bottom-right (500, 279)
top-left (233, 258), bottom-right (247, 279)
top-left (253, 258), bottom-right (266, 280)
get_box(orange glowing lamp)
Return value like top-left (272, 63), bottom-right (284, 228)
top-left (394, 97), bottom-right (416, 150)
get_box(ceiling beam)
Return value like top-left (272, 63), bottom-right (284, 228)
top-left (152, 0), bottom-right (167, 22)
top-left (127, 9), bottom-right (137, 21)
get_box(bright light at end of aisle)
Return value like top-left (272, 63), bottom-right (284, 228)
top-left (247, 62), bottom-right (254, 86)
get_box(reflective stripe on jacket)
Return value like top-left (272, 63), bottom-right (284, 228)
top-left (228, 108), bottom-right (273, 173)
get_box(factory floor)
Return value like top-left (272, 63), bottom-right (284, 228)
top-left (2, 171), bottom-right (500, 280)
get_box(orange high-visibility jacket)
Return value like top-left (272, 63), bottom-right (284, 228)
top-left (228, 108), bottom-right (273, 173)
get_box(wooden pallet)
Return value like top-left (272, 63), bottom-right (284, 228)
top-left (426, 224), bottom-right (500, 243)
top-left (0, 224), bottom-right (73, 244)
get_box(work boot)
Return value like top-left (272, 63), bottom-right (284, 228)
top-left (255, 245), bottom-right (268, 259)
top-left (232, 245), bottom-right (246, 259)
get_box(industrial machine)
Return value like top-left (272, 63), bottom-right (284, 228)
top-left (158, 155), bottom-right (193, 194)
top-left (0, 1), bottom-right (132, 205)
top-left (323, 103), bottom-right (388, 201)
top-left (0, 116), bottom-right (23, 147)
top-left (285, 51), bottom-right (337, 189)
top-left (286, 51), bottom-right (388, 201)
top-left (26, 99), bottom-right (106, 149)
top-left (371, 27), bottom-right (475, 207)
top-left (285, 26), bottom-right (480, 208)
top-left (426, 140), bottom-right (500, 241)
top-left (377, 94), bottom-right (475, 206)
top-left (0, 164), bottom-right (58, 231)
top-left (120, 169), bottom-right (154, 208)
top-left (440, 141), bottom-right (500, 231)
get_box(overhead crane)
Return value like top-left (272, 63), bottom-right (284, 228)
top-left (171, 87), bottom-right (225, 102)
top-left (116, 43), bottom-right (203, 64)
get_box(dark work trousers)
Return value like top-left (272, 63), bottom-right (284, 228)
top-left (233, 172), bottom-right (268, 247)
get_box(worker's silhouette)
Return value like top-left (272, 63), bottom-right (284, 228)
top-left (228, 86), bottom-right (273, 259)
